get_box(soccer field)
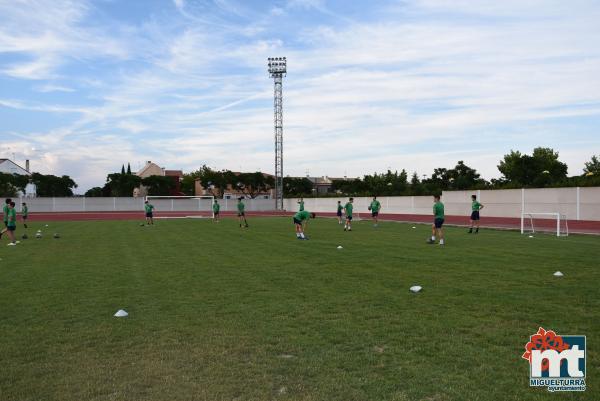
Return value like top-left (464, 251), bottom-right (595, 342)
top-left (0, 217), bottom-right (597, 401)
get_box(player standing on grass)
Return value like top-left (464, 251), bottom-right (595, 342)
top-left (293, 210), bottom-right (316, 240)
top-left (369, 196), bottom-right (381, 227)
top-left (237, 197), bottom-right (249, 228)
top-left (428, 195), bottom-right (445, 245)
top-left (212, 199), bottom-right (220, 222)
top-left (336, 201), bottom-right (343, 224)
top-left (468, 195), bottom-right (484, 234)
top-left (343, 198), bottom-right (354, 231)
top-left (21, 202), bottom-right (28, 228)
top-left (6, 201), bottom-right (18, 246)
top-left (298, 197), bottom-right (305, 211)
top-left (144, 200), bottom-right (155, 225)
top-left (0, 198), bottom-right (11, 240)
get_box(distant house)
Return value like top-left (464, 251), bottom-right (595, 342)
top-left (133, 161), bottom-right (184, 197)
top-left (290, 176), bottom-right (356, 194)
top-left (0, 159), bottom-right (31, 176)
top-left (0, 159), bottom-right (36, 197)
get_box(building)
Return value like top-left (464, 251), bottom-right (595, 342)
top-left (292, 176), bottom-right (356, 195)
top-left (133, 161), bottom-right (184, 197)
top-left (0, 159), bottom-right (36, 197)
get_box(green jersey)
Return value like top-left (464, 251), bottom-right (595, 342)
top-left (344, 202), bottom-right (353, 217)
top-left (337, 204), bottom-right (343, 213)
top-left (370, 200), bottom-right (381, 212)
top-left (294, 210), bottom-right (311, 221)
top-left (237, 201), bottom-right (245, 212)
top-left (213, 202), bottom-right (220, 212)
top-left (298, 200), bottom-right (305, 211)
top-left (144, 203), bottom-right (154, 213)
top-left (21, 205), bottom-right (28, 217)
top-left (433, 202), bottom-right (444, 219)
top-left (471, 201), bottom-right (482, 211)
top-left (3, 204), bottom-right (8, 222)
top-left (7, 208), bottom-right (16, 228)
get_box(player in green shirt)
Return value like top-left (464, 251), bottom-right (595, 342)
top-left (427, 195), bottom-right (445, 245)
top-left (0, 198), bottom-right (11, 240)
top-left (468, 195), bottom-right (484, 234)
top-left (144, 200), bottom-right (155, 225)
top-left (293, 210), bottom-right (316, 240)
top-left (5, 201), bottom-right (18, 246)
top-left (237, 197), bottom-right (248, 228)
top-left (212, 199), bottom-right (220, 222)
top-left (336, 201), bottom-right (343, 224)
top-left (298, 198), bottom-right (305, 211)
top-left (343, 198), bottom-right (354, 231)
top-left (369, 196), bottom-right (382, 227)
top-left (21, 202), bottom-right (29, 228)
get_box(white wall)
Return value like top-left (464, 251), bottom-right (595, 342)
top-left (15, 187), bottom-right (600, 221)
top-left (285, 187), bottom-right (600, 221)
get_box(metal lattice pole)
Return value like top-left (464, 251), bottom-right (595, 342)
top-left (268, 57), bottom-right (286, 211)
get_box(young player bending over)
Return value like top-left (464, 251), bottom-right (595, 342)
top-left (293, 210), bottom-right (316, 240)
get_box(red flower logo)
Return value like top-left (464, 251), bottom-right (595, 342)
top-left (522, 327), bottom-right (570, 372)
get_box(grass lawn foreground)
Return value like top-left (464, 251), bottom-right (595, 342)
top-left (0, 217), bottom-right (598, 401)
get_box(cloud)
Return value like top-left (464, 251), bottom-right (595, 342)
top-left (1, 0), bottom-right (599, 191)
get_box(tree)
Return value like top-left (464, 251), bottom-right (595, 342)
top-left (236, 172), bottom-right (274, 198)
top-left (85, 187), bottom-right (104, 197)
top-left (410, 172), bottom-right (423, 195)
top-left (31, 173), bottom-right (78, 196)
top-left (498, 147), bottom-right (567, 187)
top-left (584, 155), bottom-right (600, 175)
top-left (141, 175), bottom-right (176, 196)
top-left (283, 177), bottom-right (314, 196)
top-left (106, 173), bottom-right (141, 197)
top-left (121, 164), bottom-right (126, 175)
top-left (446, 161), bottom-right (487, 190)
top-left (0, 173), bottom-right (19, 197)
top-left (127, 163), bottom-right (132, 175)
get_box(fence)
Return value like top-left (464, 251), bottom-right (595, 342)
top-left (16, 187), bottom-right (600, 221)
top-left (285, 187), bottom-right (600, 221)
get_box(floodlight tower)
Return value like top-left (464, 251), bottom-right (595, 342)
top-left (268, 57), bottom-right (286, 210)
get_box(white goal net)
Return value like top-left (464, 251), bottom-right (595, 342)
top-left (145, 195), bottom-right (215, 217)
top-left (521, 212), bottom-right (569, 237)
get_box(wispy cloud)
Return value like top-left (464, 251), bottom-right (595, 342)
top-left (1, 0), bottom-right (599, 191)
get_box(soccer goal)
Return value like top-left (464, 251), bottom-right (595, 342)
top-left (145, 195), bottom-right (215, 218)
top-left (521, 212), bottom-right (569, 237)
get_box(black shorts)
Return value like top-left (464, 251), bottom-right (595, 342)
top-left (434, 218), bottom-right (444, 228)
top-left (336, 211), bottom-right (342, 217)
top-left (372, 211), bottom-right (379, 217)
top-left (22, 215), bottom-right (28, 220)
top-left (7, 226), bottom-right (15, 231)
top-left (146, 212), bottom-right (153, 218)
top-left (346, 216), bottom-right (353, 221)
top-left (3, 221), bottom-right (7, 227)
top-left (238, 212), bottom-right (245, 217)
top-left (214, 211), bottom-right (220, 216)
top-left (293, 218), bottom-right (302, 225)
top-left (470, 211), bottom-right (480, 221)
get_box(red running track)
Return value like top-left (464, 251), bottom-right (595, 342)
top-left (24, 211), bottom-right (600, 234)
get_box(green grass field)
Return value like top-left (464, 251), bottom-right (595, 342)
top-left (0, 217), bottom-right (598, 401)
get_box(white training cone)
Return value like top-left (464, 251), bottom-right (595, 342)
top-left (409, 285), bottom-right (422, 293)
top-left (337, 245), bottom-right (343, 249)
top-left (528, 235), bottom-right (534, 238)
top-left (553, 271), bottom-right (564, 277)
top-left (45, 224), bottom-right (49, 227)
top-left (412, 226), bottom-right (416, 229)
top-left (114, 309), bottom-right (128, 317)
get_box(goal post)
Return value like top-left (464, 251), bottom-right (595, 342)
top-left (521, 212), bottom-right (569, 237)
top-left (144, 195), bottom-right (215, 217)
